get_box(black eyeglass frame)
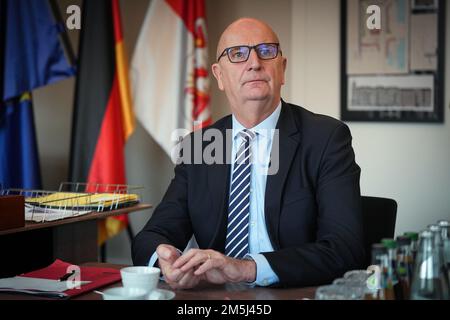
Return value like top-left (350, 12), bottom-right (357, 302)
top-left (217, 43), bottom-right (282, 63)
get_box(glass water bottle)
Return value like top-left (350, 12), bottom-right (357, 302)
top-left (410, 230), bottom-right (446, 300)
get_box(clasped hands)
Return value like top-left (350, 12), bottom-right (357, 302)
top-left (156, 244), bottom-right (256, 290)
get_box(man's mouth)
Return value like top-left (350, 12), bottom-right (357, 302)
top-left (244, 79), bottom-right (267, 85)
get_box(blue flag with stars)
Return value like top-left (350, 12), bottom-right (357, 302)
top-left (0, 0), bottom-right (75, 189)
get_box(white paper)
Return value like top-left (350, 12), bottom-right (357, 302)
top-left (348, 74), bottom-right (434, 111)
top-left (0, 276), bottom-right (91, 298)
top-left (410, 14), bottom-right (438, 71)
top-left (347, 0), bottom-right (409, 74)
top-left (25, 204), bottom-right (91, 222)
top-left (0, 277), bottom-right (68, 292)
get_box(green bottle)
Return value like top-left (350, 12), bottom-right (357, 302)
top-left (404, 232), bottom-right (419, 263)
top-left (368, 244), bottom-right (388, 300)
top-left (396, 236), bottom-right (412, 299)
top-left (381, 238), bottom-right (403, 300)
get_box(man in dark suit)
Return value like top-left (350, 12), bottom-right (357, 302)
top-left (132, 18), bottom-right (364, 289)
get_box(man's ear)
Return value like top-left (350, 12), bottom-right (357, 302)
top-left (281, 57), bottom-right (287, 85)
top-left (211, 63), bottom-right (224, 91)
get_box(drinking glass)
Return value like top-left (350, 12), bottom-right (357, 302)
top-left (315, 284), bottom-right (362, 300)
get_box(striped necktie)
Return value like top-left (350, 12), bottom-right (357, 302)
top-left (225, 129), bottom-right (255, 259)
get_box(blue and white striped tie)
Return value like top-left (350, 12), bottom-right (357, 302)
top-left (225, 129), bottom-right (255, 259)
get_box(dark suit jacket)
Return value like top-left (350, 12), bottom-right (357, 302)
top-left (132, 101), bottom-right (365, 287)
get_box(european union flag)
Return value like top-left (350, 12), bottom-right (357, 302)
top-left (0, 0), bottom-right (75, 189)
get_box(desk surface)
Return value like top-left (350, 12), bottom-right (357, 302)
top-left (0, 263), bottom-right (317, 300)
top-left (0, 203), bottom-right (152, 236)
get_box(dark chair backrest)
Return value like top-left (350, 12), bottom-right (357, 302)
top-left (361, 196), bottom-right (397, 267)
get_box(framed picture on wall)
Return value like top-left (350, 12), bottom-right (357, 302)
top-left (340, 0), bottom-right (446, 122)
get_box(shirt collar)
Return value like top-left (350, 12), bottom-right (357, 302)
top-left (232, 101), bottom-right (282, 140)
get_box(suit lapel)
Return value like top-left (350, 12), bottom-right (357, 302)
top-left (264, 102), bottom-right (301, 249)
top-left (206, 118), bottom-right (232, 251)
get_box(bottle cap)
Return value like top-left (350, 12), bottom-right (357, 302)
top-left (419, 230), bottom-right (433, 239)
top-left (396, 235), bottom-right (411, 246)
top-left (428, 224), bottom-right (440, 232)
top-left (381, 238), bottom-right (397, 249)
top-left (403, 232), bottom-right (419, 241)
top-left (438, 220), bottom-right (450, 227)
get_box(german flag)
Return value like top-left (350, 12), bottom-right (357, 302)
top-left (69, 0), bottom-right (135, 245)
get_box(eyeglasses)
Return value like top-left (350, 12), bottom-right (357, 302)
top-left (217, 43), bottom-right (281, 63)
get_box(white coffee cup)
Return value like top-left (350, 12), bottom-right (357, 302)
top-left (120, 266), bottom-right (160, 295)
top-left (101, 287), bottom-right (148, 300)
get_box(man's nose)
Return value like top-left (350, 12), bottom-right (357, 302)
top-left (246, 48), bottom-right (262, 71)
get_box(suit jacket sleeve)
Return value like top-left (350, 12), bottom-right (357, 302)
top-left (262, 123), bottom-right (365, 287)
top-left (131, 162), bottom-right (193, 266)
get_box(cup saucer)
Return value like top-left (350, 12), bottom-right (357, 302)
top-left (148, 289), bottom-right (175, 300)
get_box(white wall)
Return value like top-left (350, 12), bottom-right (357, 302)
top-left (31, 0), bottom-right (449, 264)
top-left (291, 0), bottom-right (450, 236)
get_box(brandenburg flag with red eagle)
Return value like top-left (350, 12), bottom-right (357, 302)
top-left (131, 0), bottom-right (212, 157)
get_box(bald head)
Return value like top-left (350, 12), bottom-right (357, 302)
top-left (216, 18), bottom-right (280, 60)
top-left (211, 17), bottom-right (287, 128)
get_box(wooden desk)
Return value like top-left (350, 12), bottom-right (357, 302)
top-left (0, 263), bottom-right (317, 300)
top-left (0, 204), bottom-right (151, 236)
top-left (0, 205), bottom-right (152, 277)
